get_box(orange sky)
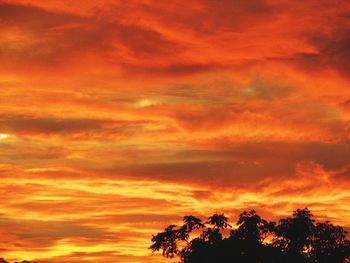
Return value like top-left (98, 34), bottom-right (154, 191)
top-left (0, 0), bottom-right (350, 262)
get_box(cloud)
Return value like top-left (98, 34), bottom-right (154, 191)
top-left (0, 0), bottom-right (276, 78)
top-left (0, 217), bottom-right (114, 251)
top-left (0, 3), bottom-right (89, 67)
top-left (0, 114), bottom-right (150, 139)
top-left (295, 37), bottom-right (350, 78)
top-left (122, 62), bottom-right (226, 77)
top-left (65, 141), bottom-right (350, 189)
top-left (0, 2), bottom-right (178, 72)
top-left (0, 3), bottom-right (81, 29)
top-left (0, 115), bottom-right (105, 134)
top-left (136, 0), bottom-right (273, 34)
top-left (267, 1), bottom-right (350, 79)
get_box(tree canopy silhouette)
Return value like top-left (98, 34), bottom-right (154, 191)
top-left (150, 208), bottom-right (350, 263)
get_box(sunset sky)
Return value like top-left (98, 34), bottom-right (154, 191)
top-left (0, 0), bottom-right (350, 262)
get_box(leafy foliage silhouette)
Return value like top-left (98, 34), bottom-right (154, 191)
top-left (150, 208), bottom-right (350, 263)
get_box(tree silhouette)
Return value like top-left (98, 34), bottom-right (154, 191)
top-left (234, 210), bottom-right (275, 244)
top-left (183, 215), bottom-right (204, 231)
top-left (150, 208), bottom-right (350, 263)
top-left (273, 208), bottom-right (315, 262)
top-left (312, 221), bottom-right (349, 263)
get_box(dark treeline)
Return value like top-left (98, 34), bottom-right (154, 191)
top-left (0, 259), bottom-right (33, 263)
top-left (150, 208), bottom-right (350, 263)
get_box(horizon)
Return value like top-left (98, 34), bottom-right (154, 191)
top-left (0, 0), bottom-right (350, 262)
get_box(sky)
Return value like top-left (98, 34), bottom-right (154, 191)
top-left (0, 0), bottom-right (350, 262)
